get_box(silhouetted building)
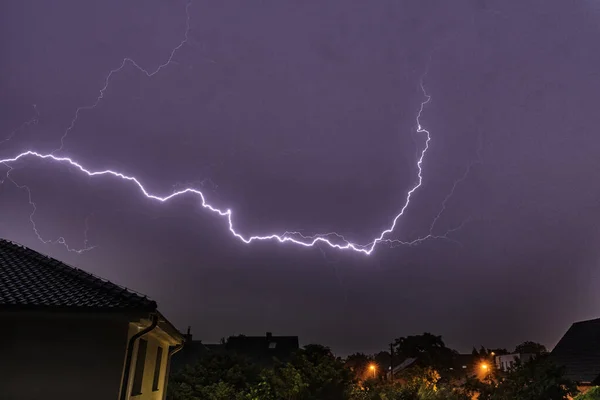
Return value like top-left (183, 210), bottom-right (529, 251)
top-left (0, 238), bottom-right (184, 400)
top-left (551, 317), bottom-right (600, 389)
top-left (226, 332), bottom-right (299, 363)
top-left (494, 353), bottom-right (535, 371)
top-left (387, 354), bottom-right (478, 381)
top-left (169, 327), bottom-right (216, 372)
top-left (172, 330), bottom-right (299, 370)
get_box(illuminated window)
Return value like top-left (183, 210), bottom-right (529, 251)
top-left (131, 339), bottom-right (148, 396)
top-left (152, 347), bottom-right (163, 391)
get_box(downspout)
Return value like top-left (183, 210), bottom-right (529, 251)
top-left (161, 343), bottom-right (185, 400)
top-left (120, 313), bottom-right (159, 400)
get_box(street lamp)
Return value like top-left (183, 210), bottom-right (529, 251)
top-left (480, 362), bottom-right (489, 371)
top-left (369, 364), bottom-right (376, 379)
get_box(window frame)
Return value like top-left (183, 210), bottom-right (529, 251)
top-left (131, 338), bottom-right (148, 396)
top-left (152, 346), bottom-right (164, 392)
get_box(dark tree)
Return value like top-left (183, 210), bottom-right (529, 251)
top-left (168, 351), bottom-right (261, 400)
top-left (290, 344), bottom-right (355, 400)
top-left (344, 353), bottom-right (372, 380)
top-left (467, 354), bottom-right (577, 400)
top-left (393, 332), bottom-right (457, 372)
top-left (514, 341), bottom-right (548, 355)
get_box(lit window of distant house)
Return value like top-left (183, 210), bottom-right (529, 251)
top-left (152, 346), bottom-right (163, 391)
top-left (268, 342), bottom-right (277, 349)
top-left (131, 339), bottom-right (148, 396)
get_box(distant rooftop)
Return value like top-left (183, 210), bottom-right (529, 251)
top-left (226, 332), bottom-right (299, 356)
top-left (0, 238), bottom-right (156, 312)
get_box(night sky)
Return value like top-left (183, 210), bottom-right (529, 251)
top-left (2, 0), bottom-right (600, 356)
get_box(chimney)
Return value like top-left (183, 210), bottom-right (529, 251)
top-left (266, 332), bottom-right (272, 340)
top-left (185, 326), bottom-right (192, 342)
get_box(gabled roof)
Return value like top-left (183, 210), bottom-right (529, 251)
top-left (551, 317), bottom-right (600, 384)
top-left (0, 238), bottom-right (156, 312)
top-left (391, 357), bottom-right (418, 374)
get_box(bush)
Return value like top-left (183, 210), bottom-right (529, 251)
top-left (575, 386), bottom-right (600, 400)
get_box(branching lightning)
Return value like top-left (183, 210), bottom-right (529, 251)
top-left (54, 0), bottom-right (193, 153)
top-left (0, 92), bottom-right (429, 255)
top-left (1, 162), bottom-right (96, 253)
top-left (1, 0), bottom-right (475, 255)
top-left (0, 105), bottom-right (39, 147)
top-left (428, 134), bottom-right (482, 237)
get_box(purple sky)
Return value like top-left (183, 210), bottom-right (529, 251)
top-left (2, 0), bottom-right (600, 355)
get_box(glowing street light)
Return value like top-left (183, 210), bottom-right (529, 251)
top-left (480, 362), bottom-right (489, 371)
top-left (369, 364), bottom-right (377, 379)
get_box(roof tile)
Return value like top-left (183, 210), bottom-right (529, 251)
top-left (551, 318), bottom-right (600, 384)
top-left (0, 238), bottom-right (156, 312)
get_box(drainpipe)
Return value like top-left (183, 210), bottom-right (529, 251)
top-left (120, 313), bottom-right (159, 400)
top-left (162, 343), bottom-right (185, 400)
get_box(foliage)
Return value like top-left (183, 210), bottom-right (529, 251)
top-left (291, 344), bottom-right (356, 400)
top-left (168, 344), bottom-right (354, 400)
top-left (575, 386), bottom-right (600, 400)
top-left (167, 336), bottom-right (572, 400)
top-left (513, 341), bottom-right (548, 355)
top-left (350, 378), bottom-right (470, 400)
top-left (168, 351), bottom-right (261, 400)
top-left (393, 333), bottom-right (457, 373)
top-left (346, 353), bottom-right (372, 375)
top-left (466, 354), bottom-right (578, 400)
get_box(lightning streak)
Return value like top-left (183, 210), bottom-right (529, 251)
top-left (428, 135), bottom-right (482, 236)
top-left (0, 80), bottom-right (437, 255)
top-left (2, 0), bottom-right (469, 255)
top-left (0, 105), bottom-right (39, 147)
top-left (1, 162), bottom-right (95, 253)
top-left (55, 0), bottom-right (193, 153)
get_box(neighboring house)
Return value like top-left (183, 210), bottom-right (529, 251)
top-left (226, 332), bottom-right (299, 363)
top-left (169, 327), bottom-right (214, 372)
top-left (0, 238), bottom-right (184, 400)
top-left (387, 357), bottom-right (419, 379)
top-left (494, 353), bottom-right (535, 371)
top-left (387, 354), bottom-right (478, 381)
top-left (551, 317), bottom-right (600, 390)
top-left (173, 331), bottom-right (299, 369)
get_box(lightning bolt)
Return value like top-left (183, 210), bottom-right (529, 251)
top-left (0, 77), bottom-right (446, 255)
top-left (1, 0), bottom-right (471, 255)
top-left (54, 0), bottom-right (193, 153)
top-left (1, 162), bottom-right (95, 254)
top-left (0, 105), bottom-right (39, 147)
top-left (428, 134), bottom-right (482, 237)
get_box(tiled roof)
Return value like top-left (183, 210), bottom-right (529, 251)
top-left (0, 238), bottom-right (156, 312)
top-left (551, 317), bottom-right (600, 384)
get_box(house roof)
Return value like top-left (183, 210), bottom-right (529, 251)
top-left (226, 334), bottom-right (299, 353)
top-left (0, 238), bottom-right (157, 312)
top-left (391, 357), bottom-right (418, 374)
top-left (225, 333), bottom-right (299, 363)
top-left (551, 317), bottom-right (600, 384)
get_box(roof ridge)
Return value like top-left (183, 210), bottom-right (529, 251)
top-left (572, 317), bottom-right (600, 325)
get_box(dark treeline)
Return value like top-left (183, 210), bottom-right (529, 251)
top-left (167, 333), bottom-right (582, 400)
